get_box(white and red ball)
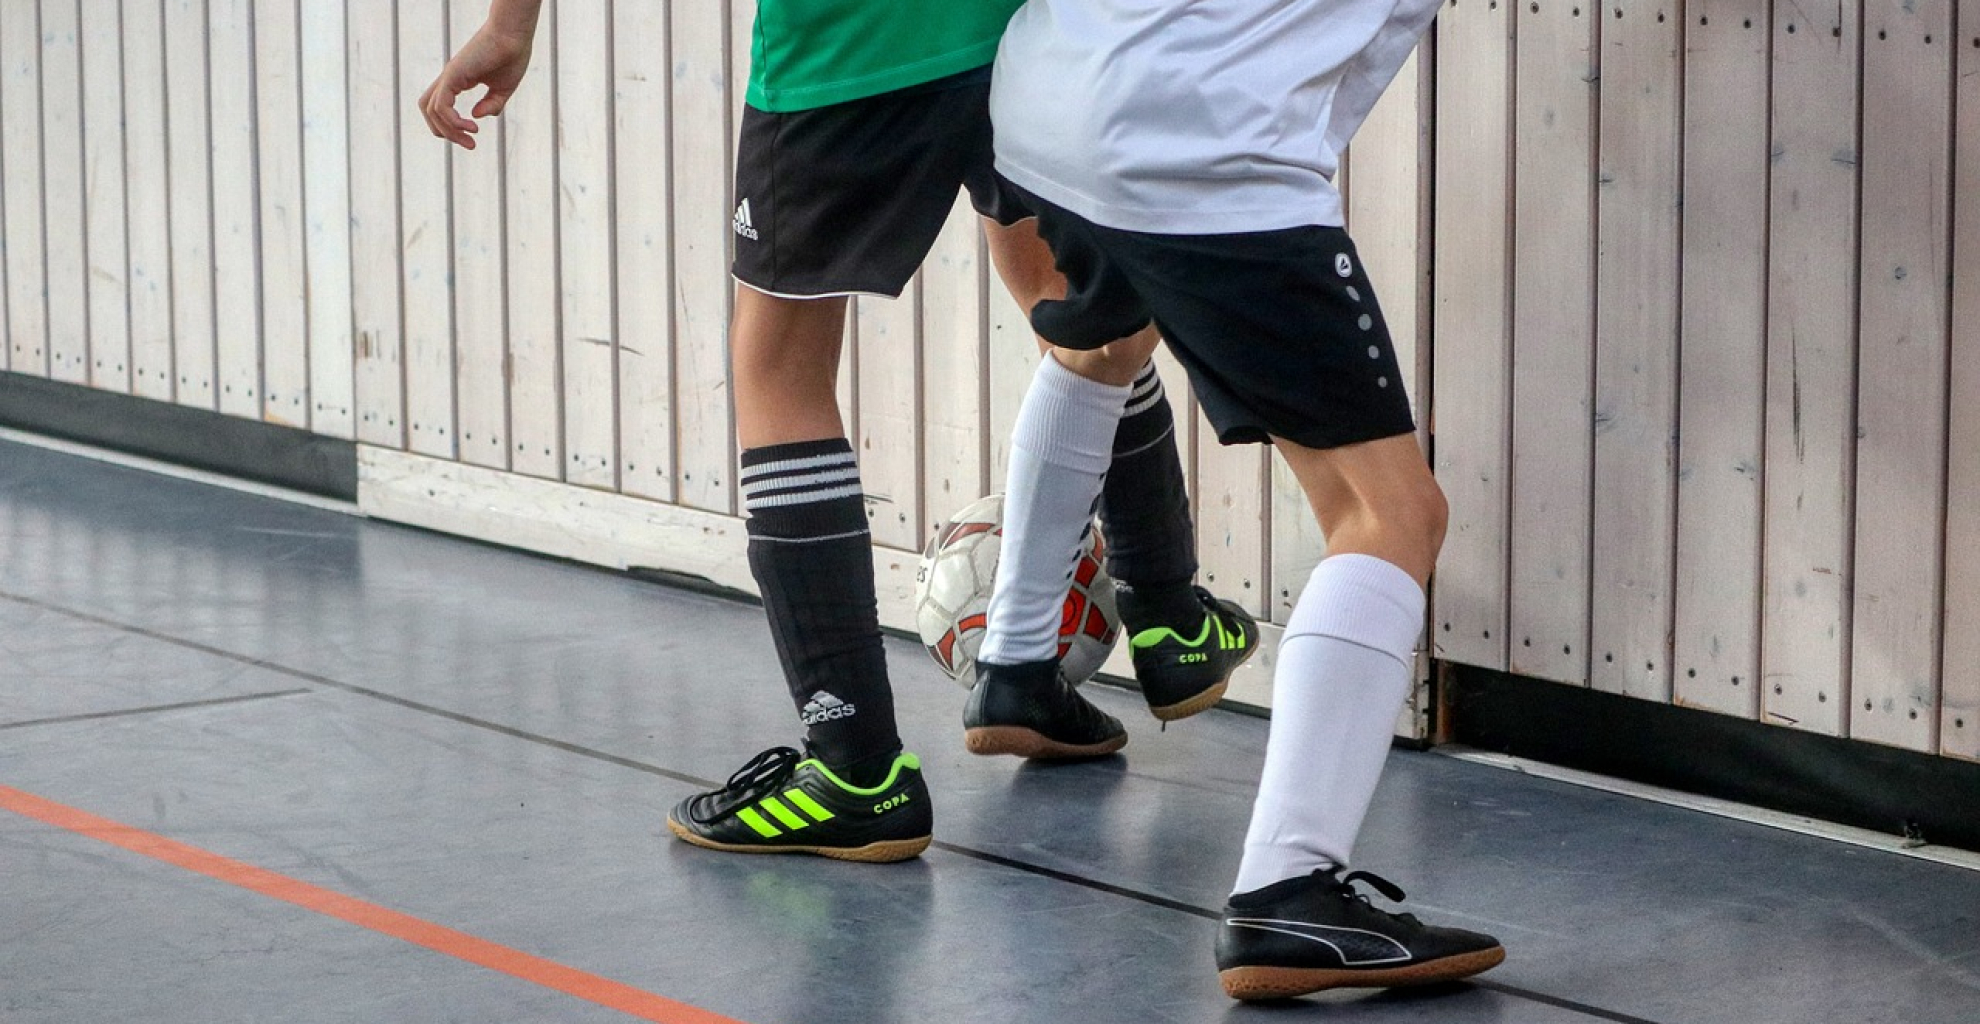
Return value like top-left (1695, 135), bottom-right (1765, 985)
top-left (913, 493), bottom-right (1121, 688)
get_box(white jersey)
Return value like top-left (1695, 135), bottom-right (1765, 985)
top-left (990, 0), bottom-right (1442, 235)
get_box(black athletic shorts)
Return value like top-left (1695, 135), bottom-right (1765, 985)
top-left (1015, 183), bottom-right (1417, 451)
top-left (730, 68), bottom-right (1031, 299)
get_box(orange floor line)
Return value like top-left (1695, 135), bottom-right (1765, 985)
top-left (0, 784), bottom-right (747, 1024)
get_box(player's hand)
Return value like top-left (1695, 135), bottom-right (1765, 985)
top-left (417, 23), bottom-right (535, 150)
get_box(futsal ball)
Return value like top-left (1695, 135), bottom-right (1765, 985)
top-left (913, 492), bottom-right (1121, 688)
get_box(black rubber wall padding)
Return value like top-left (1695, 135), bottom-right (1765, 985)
top-left (1445, 663), bottom-right (1980, 853)
top-left (0, 372), bottom-right (358, 501)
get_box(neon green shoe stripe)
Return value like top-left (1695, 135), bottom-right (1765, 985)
top-left (799, 752), bottom-right (922, 796)
top-left (1130, 617), bottom-right (1215, 650)
top-left (784, 790), bottom-right (836, 822)
top-left (737, 807), bottom-right (781, 838)
top-left (760, 797), bottom-right (809, 830)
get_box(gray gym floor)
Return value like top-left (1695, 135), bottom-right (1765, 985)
top-left (3, 435), bottom-right (1977, 1024)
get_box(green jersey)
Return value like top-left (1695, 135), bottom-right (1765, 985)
top-left (746, 0), bottom-right (1025, 112)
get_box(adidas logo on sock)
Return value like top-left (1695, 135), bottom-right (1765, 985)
top-left (733, 199), bottom-right (760, 241)
top-left (801, 691), bottom-right (857, 725)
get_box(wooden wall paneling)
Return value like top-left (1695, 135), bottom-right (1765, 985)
top-left (209, 0), bottom-right (262, 418)
top-left (300, 0), bottom-right (353, 435)
top-left (347, 0), bottom-right (404, 447)
top-left (1508, 0), bottom-right (1597, 686)
top-left (613, 0), bottom-right (674, 500)
top-left (1195, 429), bottom-right (1270, 617)
top-left (398, 0), bottom-right (456, 459)
top-left (4, 0), bottom-right (49, 375)
top-left (1673, 0), bottom-right (1770, 718)
top-left (1762, 0), bottom-right (1861, 736)
top-left (1944, 0), bottom-right (1980, 761)
top-left (920, 198), bottom-right (988, 536)
top-left (669, 0), bottom-right (735, 512)
top-left (254, 0), bottom-right (307, 426)
top-left (1848, 0), bottom-right (1951, 751)
top-left (984, 261), bottom-right (1040, 487)
top-left (1430, 0), bottom-right (1515, 670)
top-left (449, 0), bottom-right (510, 469)
top-left (855, 286), bottom-right (924, 551)
top-left (122, 0), bottom-right (172, 401)
top-left (556, 0), bottom-right (616, 488)
top-left (80, 0), bottom-right (129, 392)
top-left (500, 0), bottom-right (561, 478)
top-left (1590, 0), bottom-right (1683, 701)
top-left (164, 0), bottom-right (215, 408)
top-left (40, 0), bottom-right (88, 384)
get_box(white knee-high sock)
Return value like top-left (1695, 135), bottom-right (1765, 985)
top-left (980, 353), bottom-right (1130, 666)
top-left (1232, 554), bottom-right (1425, 894)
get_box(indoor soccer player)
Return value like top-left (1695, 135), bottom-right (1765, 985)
top-left (980, 0), bottom-right (1508, 999)
top-left (418, 0), bottom-right (1257, 862)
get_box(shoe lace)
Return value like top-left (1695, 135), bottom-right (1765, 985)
top-left (688, 746), bottom-right (801, 821)
top-left (1328, 868), bottom-right (1422, 927)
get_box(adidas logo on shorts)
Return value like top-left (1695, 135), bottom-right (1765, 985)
top-left (733, 199), bottom-right (760, 241)
top-left (801, 691), bottom-right (856, 725)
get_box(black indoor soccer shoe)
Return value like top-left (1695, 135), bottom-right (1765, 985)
top-left (666, 746), bottom-right (932, 863)
top-left (1125, 586), bottom-right (1260, 721)
top-left (962, 659), bottom-right (1128, 759)
top-left (1216, 868), bottom-right (1505, 1001)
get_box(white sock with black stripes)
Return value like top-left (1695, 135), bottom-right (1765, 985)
top-left (980, 353), bottom-right (1132, 667)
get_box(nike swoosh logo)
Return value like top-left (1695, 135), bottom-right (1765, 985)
top-left (1225, 917), bottom-right (1413, 966)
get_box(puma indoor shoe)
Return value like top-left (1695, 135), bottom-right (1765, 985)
top-left (1216, 867), bottom-right (1505, 1000)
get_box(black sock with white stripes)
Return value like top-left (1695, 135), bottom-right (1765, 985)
top-left (741, 438), bottom-right (901, 777)
top-left (1099, 363), bottom-right (1203, 628)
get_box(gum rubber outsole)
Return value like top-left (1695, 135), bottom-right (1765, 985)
top-left (1218, 946), bottom-right (1507, 1001)
top-left (963, 725), bottom-right (1127, 760)
top-left (1146, 679), bottom-right (1229, 722)
top-left (1143, 632), bottom-right (1257, 722)
top-left (665, 817), bottom-right (931, 863)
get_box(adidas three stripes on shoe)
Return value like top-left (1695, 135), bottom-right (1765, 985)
top-left (667, 746), bottom-right (932, 863)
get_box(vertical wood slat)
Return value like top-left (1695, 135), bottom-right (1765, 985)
top-left (41, 0), bottom-right (88, 384)
top-left (855, 288), bottom-right (923, 550)
top-left (399, 0), bottom-right (456, 459)
top-left (255, 0), bottom-right (307, 426)
top-left (670, 0), bottom-right (735, 512)
top-left (501, 0), bottom-right (561, 479)
top-left (1943, 0), bottom-right (1980, 761)
top-left (300, 0), bottom-right (353, 436)
top-left (349, 0), bottom-right (405, 447)
top-left (984, 259), bottom-right (1040, 490)
top-left (80, 0), bottom-right (130, 392)
top-left (1508, 0), bottom-right (1597, 686)
top-left (1848, 0), bottom-right (1951, 752)
top-left (1590, 0), bottom-right (1683, 700)
top-left (1431, 0), bottom-right (1515, 669)
top-left (920, 198), bottom-right (988, 537)
top-left (613, 0), bottom-right (674, 500)
top-left (165, 0), bottom-right (216, 408)
top-left (1195, 433), bottom-right (1269, 617)
top-left (1762, 0), bottom-right (1861, 736)
top-left (210, 0), bottom-right (262, 417)
top-left (5, 0), bottom-right (49, 375)
top-left (122, 0), bottom-right (173, 401)
top-left (1673, 0), bottom-right (1770, 717)
top-left (556, 0), bottom-right (615, 489)
top-left (448, 0), bottom-right (509, 470)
